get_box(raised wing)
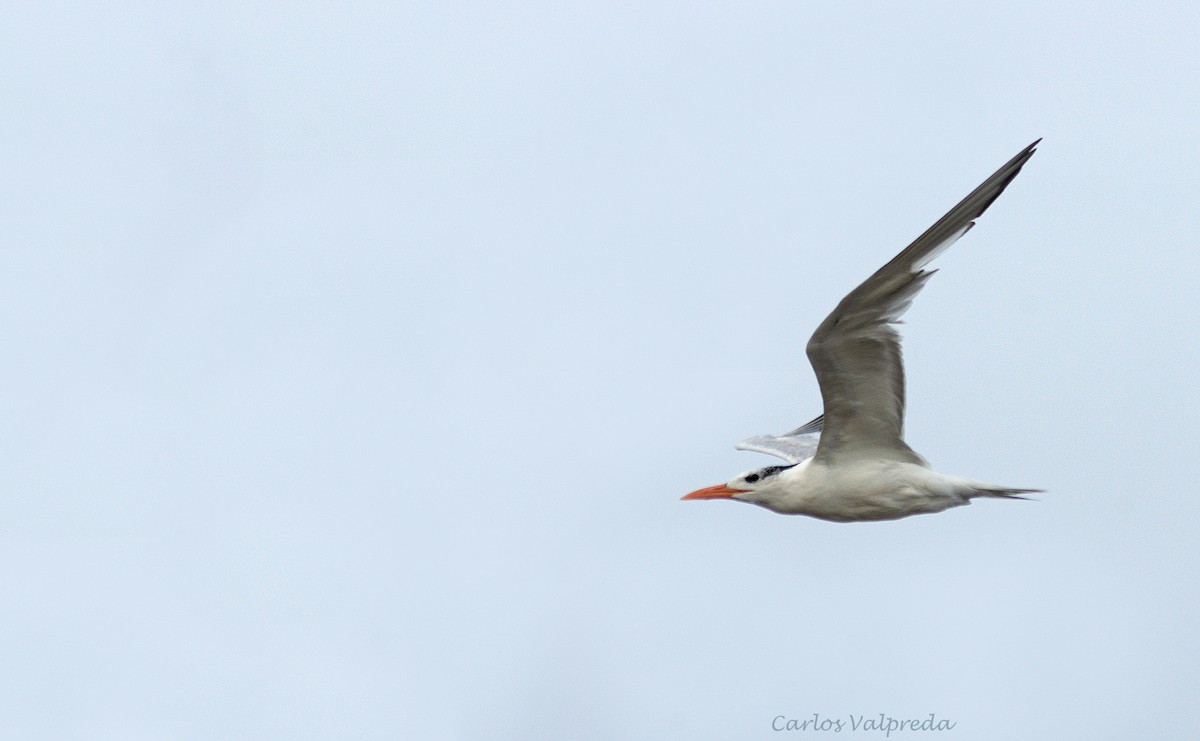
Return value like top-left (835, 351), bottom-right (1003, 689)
top-left (806, 140), bottom-right (1039, 464)
top-left (735, 415), bottom-right (823, 464)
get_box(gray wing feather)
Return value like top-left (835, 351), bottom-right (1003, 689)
top-left (806, 141), bottom-right (1039, 464)
top-left (735, 414), bottom-right (823, 464)
top-left (782, 414), bottom-right (824, 437)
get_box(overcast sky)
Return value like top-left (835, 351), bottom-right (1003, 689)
top-left (4, 2), bottom-right (1200, 739)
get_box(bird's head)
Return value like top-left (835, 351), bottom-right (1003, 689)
top-left (682, 464), bottom-right (796, 508)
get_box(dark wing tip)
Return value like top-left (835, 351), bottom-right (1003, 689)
top-left (783, 414), bottom-right (824, 437)
top-left (880, 139), bottom-right (1041, 274)
top-left (971, 139), bottom-right (1041, 213)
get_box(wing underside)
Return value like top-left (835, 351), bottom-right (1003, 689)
top-left (805, 141), bottom-right (1039, 464)
top-left (736, 414), bottom-right (823, 464)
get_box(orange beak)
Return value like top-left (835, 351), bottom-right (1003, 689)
top-left (681, 484), bottom-right (746, 501)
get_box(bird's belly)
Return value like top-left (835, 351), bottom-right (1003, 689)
top-left (784, 462), bottom-right (966, 522)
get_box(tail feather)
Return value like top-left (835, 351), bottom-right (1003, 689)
top-left (971, 485), bottom-right (1044, 501)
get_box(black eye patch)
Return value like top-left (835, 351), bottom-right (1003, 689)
top-left (746, 464), bottom-right (794, 484)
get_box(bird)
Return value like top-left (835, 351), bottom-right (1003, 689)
top-left (682, 140), bottom-right (1043, 522)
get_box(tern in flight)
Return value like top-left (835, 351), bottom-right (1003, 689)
top-left (683, 140), bottom-right (1042, 521)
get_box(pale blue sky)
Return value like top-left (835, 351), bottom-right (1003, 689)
top-left (3, 2), bottom-right (1199, 739)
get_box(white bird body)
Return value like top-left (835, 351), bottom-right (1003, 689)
top-left (683, 141), bottom-right (1043, 522)
top-left (734, 459), bottom-right (1017, 522)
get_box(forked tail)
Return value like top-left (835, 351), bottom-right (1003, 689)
top-left (970, 485), bottom-right (1044, 501)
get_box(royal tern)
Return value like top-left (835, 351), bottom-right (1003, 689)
top-left (683, 140), bottom-right (1042, 522)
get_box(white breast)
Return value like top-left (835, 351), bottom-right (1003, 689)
top-left (769, 460), bottom-right (969, 522)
